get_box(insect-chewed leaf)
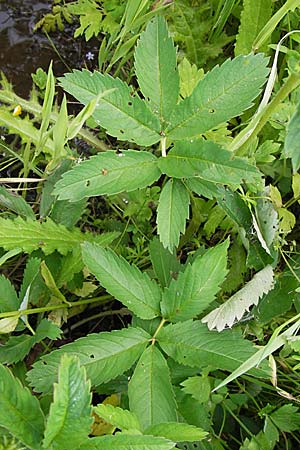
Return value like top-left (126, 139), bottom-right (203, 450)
top-left (157, 320), bottom-right (269, 378)
top-left (27, 326), bottom-right (150, 395)
top-left (43, 354), bottom-right (93, 449)
top-left (157, 179), bottom-right (190, 251)
top-left (165, 53), bottom-right (269, 140)
top-left (82, 242), bottom-right (161, 319)
top-left (77, 434), bottom-right (175, 449)
top-left (59, 70), bottom-right (160, 146)
top-left (0, 363), bottom-right (45, 448)
top-left (128, 346), bottom-right (177, 430)
top-left (135, 16), bottom-right (179, 121)
top-left (158, 140), bottom-right (261, 186)
top-left (53, 151), bottom-right (161, 202)
top-left (161, 240), bottom-right (229, 322)
top-left (202, 265), bottom-right (274, 331)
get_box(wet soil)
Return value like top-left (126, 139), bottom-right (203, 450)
top-left (0, 0), bottom-right (98, 97)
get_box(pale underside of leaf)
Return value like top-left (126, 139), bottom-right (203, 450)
top-left (27, 327), bottom-right (150, 395)
top-left (165, 53), bottom-right (269, 140)
top-left (82, 242), bottom-right (161, 319)
top-left (202, 265), bottom-right (274, 331)
top-left (158, 140), bottom-right (261, 186)
top-left (157, 179), bottom-right (190, 251)
top-left (59, 70), bottom-right (161, 146)
top-left (53, 151), bottom-right (161, 202)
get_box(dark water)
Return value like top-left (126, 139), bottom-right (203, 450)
top-left (0, 0), bottom-right (98, 97)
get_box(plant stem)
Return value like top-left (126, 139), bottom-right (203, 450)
top-left (233, 72), bottom-right (300, 156)
top-left (151, 318), bottom-right (167, 343)
top-left (161, 136), bottom-right (167, 157)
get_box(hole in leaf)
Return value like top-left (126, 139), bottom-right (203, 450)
top-left (128, 101), bottom-right (132, 106)
top-left (120, 129), bottom-right (124, 134)
top-left (209, 108), bottom-right (215, 113)
top-left (86, 180), bottom-right (90, 187)
top-left (90, 354), bottom-right (95, 359)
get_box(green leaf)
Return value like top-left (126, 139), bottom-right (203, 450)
top-left (0, 275), bottom-right (19, 313)
top-left (283, 101), bottom-right (300, 173)
top-left (235, 0), bottom-right (273, 55)
top-left (128, 346), bottom-right (177, 430)
top-left (94, 404), bottom-right (141, 432)
top-left (54, 151), bottom-right (161, 202)
top-left (178, 57), bottom-right (204, 99)
top-left (149, 237), bottom-right (182, 288)
top-left (135, 16), bottom-right (179, 120)
top-left (158, 140), bottom-right (261, 186)
top-left (0, 363), bottom-right (45, 448)
top-left (161, 240), bottom-right (229, 322)
top-left (78, 434), bottom-right (175, 449)
top-left (0, 185), bottom-right (35, 219)
top-left (270, 405), bottom-right (300, 432)
top-left (82, 242), bottom-right (161, 319)
top-left (43, 354), bottom-right (93, 449)
top-left (144, 422), bottom-right (208, 442)
top-left (0, 319), bottom-right (61, 364)
top-left (158, 320), bottom-right (268, 376)
top-left (202, 265), bottom-right (274, 331)
top-left (165, 54), bottom-right (269, 140)
top-left (157, 179), bottom-right (190, 251)
top-left (59, 70), bottom-right (160, 146)
top-left (0, 216), bottom-right (115, 255)
top-left (27, 326), bottom-right (150, 395)
top-left (181, 374), bottom-right (211, 404)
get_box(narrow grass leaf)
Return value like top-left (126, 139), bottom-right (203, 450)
top-left (43, 354), bottom-right (93, 449)
top-left (135, 16), bottom-right (179, 120)
top-left (161, 240), bottom-right (229, 322)
top-left (165, 54), bottom-right (269, 140)
top-left (27, 327), bottom-right (150, 395)
top-left (59, 70), bottom-right (160, 146)
top-left (0, 363), bottom-right (45, 449)
top-left (53, 151), bottom-right (161, 202)
top-left (157, 179), bottom-right (190, 251)
top-left (82, 242), bottom-right (161, 319)
top-left (128, 346), bottom-right (177, 430)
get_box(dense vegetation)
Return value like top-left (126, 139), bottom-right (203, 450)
top-left (1, 0), bottom-right (300, 448)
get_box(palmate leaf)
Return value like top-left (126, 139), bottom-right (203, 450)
top-left (134, 16), bottom-right (179, 121)
top-left (157, 320), bottom-right (268, 377)
top-left (157, 179), bottom-right (190, 251)
top-left (0, 216), bottom-right (117, 255)
top-left (27, 326), bottom-right (150, 395)
top-left (164, 53), bottom-right (269, 140)
top-left (82, 242), bottom-right (161, 319)
top-left (161, 240), bottom-right (229, 322)
top-left (128, 346), bottom-right (177, 430)
top-left (53, 151), bottom-right (161, 202)
top-left (158, 140), bottom-right (261, 186)
top-left (0, 363), bottom-right (45, 449)
top-left (78, 434), bottom-right (175, 450)
top-left (59, 70), bottom-right (160, 146)
top-left (202, 265), bottom-right (274, 331)
top-left (43, 355), bottom-right (93, 450)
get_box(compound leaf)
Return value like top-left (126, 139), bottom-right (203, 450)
top-left (157, 320), bottom-right (268, 377)
top-left (0, 363), bottom-right (45, 449)
top-left (27, 327), bottom-right (150, 395)
top-left (158, 140), bottom-right (261, 186)
top-left (161, 240), bottom-right (229, 322)
top-left (82, 242), bottom-right (161, 319)
top-left (43, 354), bottom-right (93, 450)
top-left (128, 346), bottom-right (177, 430)
top-left (165, 53), bottom-right (269, 140)
top-left (157, 179), bottom-right (190, 251)
top-left (54, 151), bottom-right (160, 202)
top-left (135, 15), bottom-right (179, 120)
top-left (202, 265), bottom-right (274, 331)
top-left (59, 70), bottom-right (160, 146)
